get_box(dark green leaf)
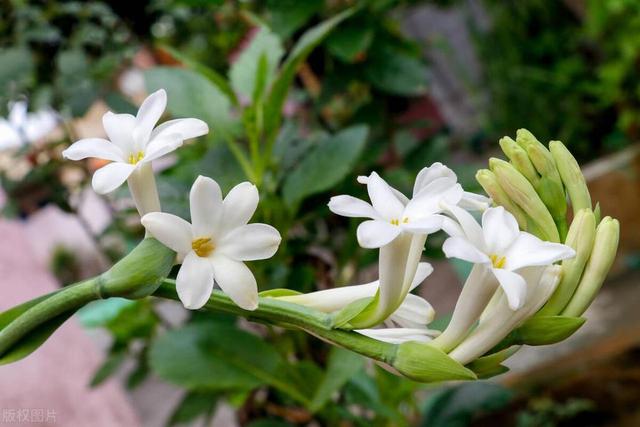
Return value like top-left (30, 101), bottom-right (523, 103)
top-left (229, 26), bottom-right (284, 103)
top-left (90, 351), bottom-right (126, 387)
top-left (168, 391), bottom-right (219, 426)
top-left (309, 347), bottom-right (364, 412)
top-left (364, 44), bottom-right (428, 96)
top-left (282, 125), bottom-right (368, 207)
top-left (326, 23), bottom-right (374, 63)
top-left (266, 0), bottom-right (324, 39)
top-left (264, 9), bottom-right (355, 139)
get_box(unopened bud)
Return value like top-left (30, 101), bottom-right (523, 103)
top-left (549, 140), bottom-right (592, 213)
top-left (499, 136), bottom-right (539, 185)
top-left (538, 209), bottom-right (596, 315)
top-left (563, 217), bottom-right (620, 316)
top-left (489, 158), bottom-right (560, 242)
top-left (476, 169), bottom-right (527, 229)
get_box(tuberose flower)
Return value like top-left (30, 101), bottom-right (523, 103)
top-left (62, 89), bottom-right (208, 196)
top-left (442, 206), bottom-right (575, 310)
top-left (141, 176), bottom-right (281, 310)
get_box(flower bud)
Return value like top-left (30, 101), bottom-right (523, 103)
top-left (489, 158), bottom-right (560, 242)
top-left (537, 209), bottom-right (596, 315)
top-left (499, 136), bottom-right (539, 185)
top-left (467, 346), bottom-right (520, 379)
top-left (392, 341), bottom-right (476, 382)
top-left (549, 140), bottom-right (592, 213)
top-left (563, 217), bottom-right (620, 316)
top-left (515, 315), bottom-right (585, 345)
top-left (476, 169), bottom-right (527, 228)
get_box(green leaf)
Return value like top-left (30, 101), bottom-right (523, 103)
top-left (364, 43), bottom-right (428, 96)
top-left (90, 351), bottom-right (126, 387)
top-left (309, 347), bottom-right (364, 412)
top-left (0, 47), bottom-right (34, 100)
top-left (168, 391), bottom-right (219, 426)
top-left (156, 43), bottom-right (237, 104)
top-left (77, 298), bottom-right (136, 328)
top-left (149, 323), bottom-right (309, 403)
top-left (266, 0), bottom-right (324, 39)
top-left (420, 382), bottom-right (513, 427)
top-left (326, 22), bottom-right (374, 63)
top-left (264, 8), bottom-right (355, 138)
top-left (229, 26), bottom-right (284, 103)
top-left (282, 125), bottom-right (369, 207)
top-left (145, 67), bottom-right (238, 141)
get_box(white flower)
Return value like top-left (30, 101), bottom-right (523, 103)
top-left (62, 89), bottom-right (208, 195)
top-left (442, 206), bottom-right (575, 310)
top-left (278, 262), bottom-right (436, 328)
top-left (330, 170), bottom-right (461, 248)
top-left (0, 101), bottom-right (58, 150)
top-left (141, 176), bottom-right (281, 310)
top-left (355, 327), bottom-right (440, 344)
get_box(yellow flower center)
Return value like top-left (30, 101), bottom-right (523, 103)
top-left (390, 217), bottom-right (409, 226)
top-left (490, 254), bottom-right (506, 269)
top-left (128, 151), bottom-right (145, 165)
top-left (192, 237), bottom-right (215, 257)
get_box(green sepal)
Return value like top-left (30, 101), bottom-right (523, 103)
top-left (392, 341), bottom-right (477, 383)
top-left (515, 315), bottom-right (586, 345)
top-left (329, 297), bottom-right (375, 329)
top-left (467, 346), bottom-right (519, 379)
top-left (258, 288), bottom-right (303, 298)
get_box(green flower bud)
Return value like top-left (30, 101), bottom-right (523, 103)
top-left (515, 315), bottom-right (585, 345)
top-left (499, 136), bottom-right (539, 185)
top-left (563, 217), bottom-right (620, 316)
top-left (489, 158), bottom-right (560, 242)
top-left (476, 169), bottom-right (528, 229)
top-left (392, 341), bottom-right (476, 382)
top-left (537, 209), bottom-right (596, 315)
top-left (549, 140), bottom-right (592, 213)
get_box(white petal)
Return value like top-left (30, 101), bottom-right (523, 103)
top-left (492, 268), bottom-right (527, 310)
top-left (413, 162), bottom-right (457, 196)
top-left (63, 138), bottom-right (124, 162)
top-left (211, 255), bottom-right (258, 310)
top-left (355, 328), bottom-right (437, 344)
top-left (505, 232), bottom-right (576, 271)
top-left (459, 191), bottom-right (491, 211)
top-left (102, 112), bottom-right (136, 152)
top-left (442, 236), bottom-right (490, 264)
top-left (220, 182), bottom-right (259, 230)
top-left (190, 175), bottom-right (223, 237)
top-left (404, 178), bottom-right (463, 219)
top-left (141, 212), bottom-right (193, 255)
top-left (356, 220), bottom-right (401, 249)
top-left (409, 262), bottom-right (434, 291)
top-left (176, 252), bottom-right (214, 309)
top-left (328, 195), bottom-right (378, 219)
top-left (482, 206), bottom-right (520, 254)
top-left (357, 175), bottom-right (409, 204)
top-left (151, 118), bottom-right (209, 141)
top-left (142, 134), bottom-right (183, 163)
top-left (134, 89), bottom-right (167, 147)
top-left (23, 109), bottom-right (58, 142)
top-left (277, 282), bottom-right (377, 312)
top-left (0, 120), bottom-right (23, 148)
top-left (442, 204), bottom-right (485, 249)
top-left (401, 215), bottom-right (444, 234)
top-left (388, 293), bottom-right (435, 328)
top-left (91, 162), bottom-right (135, 194)
top-left (366, 172), bottom-right (405, 220)
top-left (218, 223), bottom-right (281, 261)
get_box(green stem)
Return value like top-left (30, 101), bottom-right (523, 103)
top-left (0, 279), bottom-right (99, 355)
top-left (154, 280), bottom-right (397, 363)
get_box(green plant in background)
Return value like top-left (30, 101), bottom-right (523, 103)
top-left (473, 0), bottom-right (640, 162)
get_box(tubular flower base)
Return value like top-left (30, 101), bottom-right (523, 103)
top-left (0, 128), bottom-right (619, 384)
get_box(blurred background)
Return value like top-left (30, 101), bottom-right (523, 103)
top-left (1, 0), bottom-right (640, 426)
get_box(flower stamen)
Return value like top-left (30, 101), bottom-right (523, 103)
top-left (489, 254), bottom-right (506, 269)
top-left (192, 237), bottom-right (214, 257)
top-left (391, 218), bottom-right (399, 225)
top-left (128, 151), bottom-right (145, 165)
